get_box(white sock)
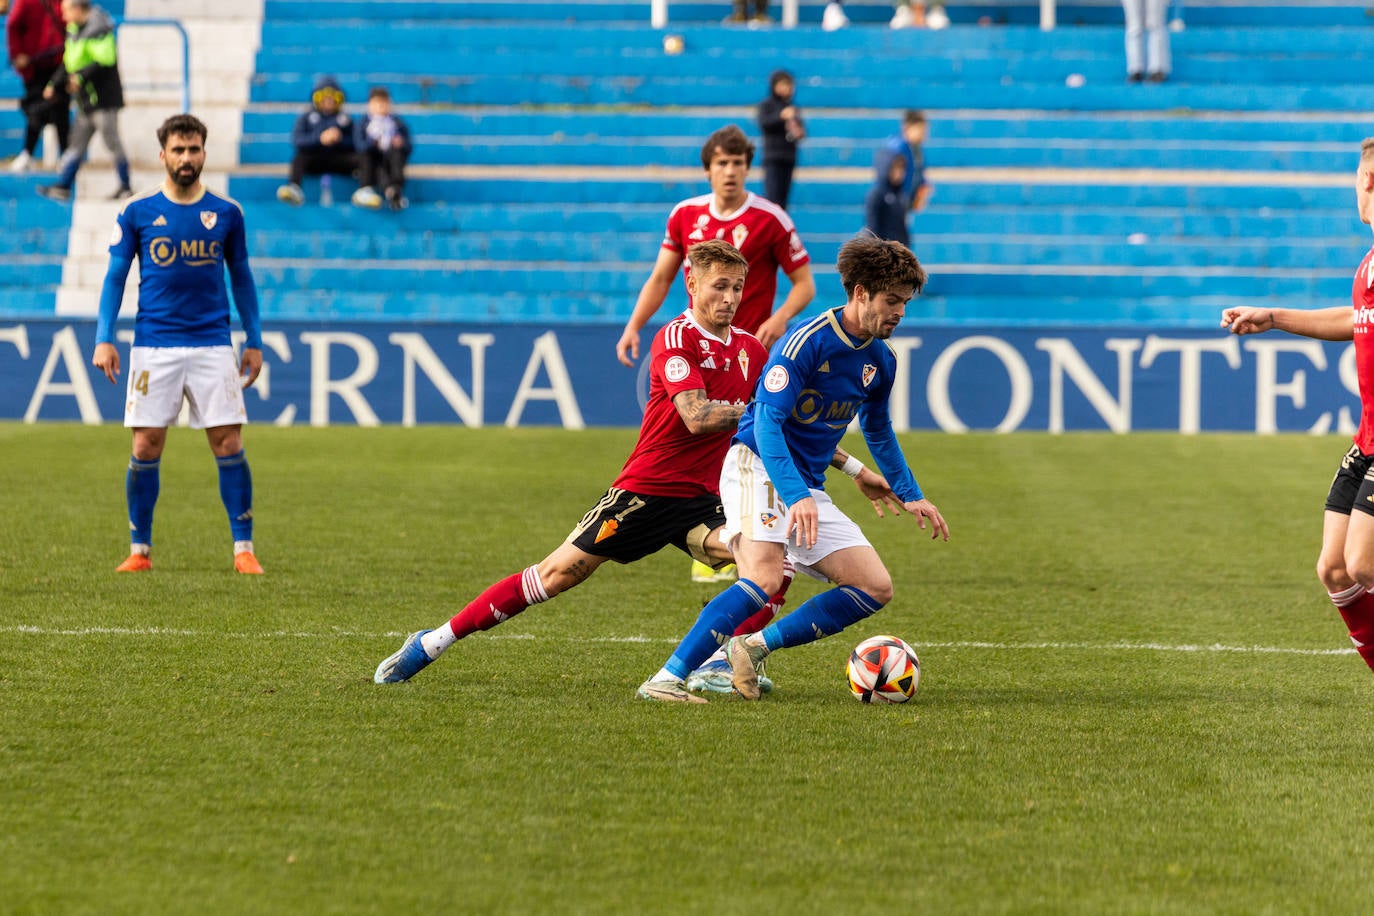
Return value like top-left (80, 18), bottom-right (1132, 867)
top-left (421, 623), bottom-right (457, 659)
top-left (130, 543), bottom-right (150, 557)
top-left (650, 667), bottom-right (681, 684)
top-left (234, 540), bottom-right (253, 555)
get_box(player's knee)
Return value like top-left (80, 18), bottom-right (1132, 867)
top-left (1344, 557), bottom-right (1374, 592)
top-left (1317, 556), bottom-right (1350, 592)
top-left (853, 574), bottom-right (893, 607)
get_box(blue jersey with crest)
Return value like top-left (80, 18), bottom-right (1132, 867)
top-left (735, 307), bottom-right (922, 507)
top-left (99, 186), bottom-right (261, 348)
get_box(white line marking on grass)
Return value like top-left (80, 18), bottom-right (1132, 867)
top-left (1, 625), bottom-right (1355, 655)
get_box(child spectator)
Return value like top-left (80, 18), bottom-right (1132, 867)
top-left (351, 86), bottom-right (412, 211)
top-left (276, 75), bottom-right (359, 206)
top-left (865, 148), bottom-right (909, 246)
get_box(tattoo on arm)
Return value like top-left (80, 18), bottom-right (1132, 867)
top-left (674, 389), bottom-right (744, 433)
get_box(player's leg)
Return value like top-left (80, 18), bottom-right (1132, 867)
top-left (727, 496), bottom-right (887, 699)
top-left (92, 109), bottom-right (131, 195)
top-left (116, 347), bottom-right (192, 571)
top-left (641, 444), bottom-right (788, 700)
top-left (184, 346), bottom-right (258, 572)
top-left (1317, 445), bottom-right (1374, 672)
top-left (40, 109), bottom-right (93, 200)
top-left (377, 487), bottom-right (670, 684)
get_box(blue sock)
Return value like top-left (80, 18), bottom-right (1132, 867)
top-left (762, 586), bottom-right (883, 650)
top-left (216, 450), bottom-right (254, 542)
top-left (115, 157), bottom-right (130, 188)
top-left (664, 578), bottom-right (770, 678)
top-left (56, 156), bottom-right (80, 189)
top-left (126, 456), bottom-right (160, 546)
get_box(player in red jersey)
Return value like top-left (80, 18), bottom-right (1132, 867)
top-left (617, 123), bottom-right (816, 586)
top-left (615, 123), bottom-right (814, 364)
top-left (1222, 137), bottom-right (1374, 674)
top-left (375, 241), bottom-right (900, 691)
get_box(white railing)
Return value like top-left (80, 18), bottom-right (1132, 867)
top-left (651, 0), bottom-right (1062, 30)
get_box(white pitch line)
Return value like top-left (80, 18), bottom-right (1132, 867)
top-left (0, 625), bottom-right (1355, 655)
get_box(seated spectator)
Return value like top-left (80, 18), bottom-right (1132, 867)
top-left (728, 0), bottom-right (769, 23)
top-left (822, 1), bottom-right (943, 30)
top-left (351, 86), bottom-right (411, 211)
top-left (276, 75), bottom-right (359, 206)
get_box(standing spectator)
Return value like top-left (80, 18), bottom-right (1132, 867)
top-left (35, 0), bottom-right (127, 201)
top-left (276, 75), bottom-right (359, 206)
top-left (90, 113), bottom-right (265, 575)
top-left (890, 0), bottom-right (927, 28)
top-left (637, 236), bottom-right (950, 703)
top-left (728, 0), bottom-right (769, 22)
top-left (1122, 0), bottom-right (1171, 82)
top-left (615, 123), bottom-right (815, 585)
top-left (865, 146), bottom-right (909, 246)
top-left (5, 0), bottom-right (70, 172)
top-left (870, 109), bottom-right (931, 244)
top-left (756, 69), bottom-right (804, 212)
top-left (351, 85), bottom-right (411, 211)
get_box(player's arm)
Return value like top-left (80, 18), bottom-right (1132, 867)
top-left (92, 207), bottom-right (140, 384)
top-left (226, 213), bottom-right (264, 387)
top-left (912, 181), bottom-right (933, 212)
top-left (858, 399), bottom-right (949, 541)
top-left (1221, 305), bottom-right (1353, 341)
top-left (830, 447), bottom-right (906, 517)
top-left (617, 247), bottom-right (684, 367)
top-left (755, 262), bottom-right (816, 351)
top-left (672, 388), bottom-right (745, 434)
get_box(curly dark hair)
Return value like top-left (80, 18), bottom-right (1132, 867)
top-left (836, 236), bottom-right (927, 298)
top-left (156, 114), bottom-right (208, 148)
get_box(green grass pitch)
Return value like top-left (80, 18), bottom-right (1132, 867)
top-left (3, 423), bottom-right (1372, 913)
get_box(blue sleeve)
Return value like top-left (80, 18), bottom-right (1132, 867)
top-left (858, 383), bottom-right (923, 503)
top-left (397, 116), bottom-right (412, 151)
top-left (95, 253), bottom-right (133, 344)
top-left (755, 402), bottom-right (812, 508)
top-left (95, 206), bottom-right (139, 344)
top-left (290, 111), bottom-right (316, 149)
top-left (226, 209), bottom-right (262, 349)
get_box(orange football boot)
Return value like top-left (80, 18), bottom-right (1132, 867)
top-left (234, 552), bottom-right (264, 575)
top-left (115, 553), bottom-right (152, 573)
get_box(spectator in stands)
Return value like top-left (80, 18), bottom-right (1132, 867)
top-left (865, 147), bottom-right (910, 247)
top-left (351, 85), bottom-right (412, 211)
top-left (1122, 0), bottom-right (1171, 82)
top-left (6, 0), bottom-right (70, 173)
top-left (867, 109), bottom-right (931, 245)
top-left (35, 0), bottom-right (128, 202)
top-left (728, 0), bottom-right (770, 23)
top-left (756, 69), bottom-right (804, 211)
top-left (821, 1), bottom-right (942, 30)
top-left (276, 75), bottom-right (359, 206)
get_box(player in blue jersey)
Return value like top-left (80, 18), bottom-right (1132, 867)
top-left (638, 235), bottom-right (949, 702)
top-left (90, 112), bottom-right (265, 574)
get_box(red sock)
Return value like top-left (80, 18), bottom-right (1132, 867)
top-left (733, 568), bottom-right (795, 637)
top-left (448, 567), bottom-right (548, 640)
top-left (1330, 583), bottom-right (1374, 671)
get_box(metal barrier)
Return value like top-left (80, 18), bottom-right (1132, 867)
top-left (115, 17), bottom-right (191, 113)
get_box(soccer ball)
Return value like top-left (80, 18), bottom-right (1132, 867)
top-left (847, 635), bottom-right (920, 703)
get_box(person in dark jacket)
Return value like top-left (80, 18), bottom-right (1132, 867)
top-left (865, 146), bottom-right (910, 247)
top-left (350, 85), bottom-right (412, 211)
top-left (756, 69), bottom-right (804, 211)
top-left (276, 75), bottom-right (360, 206)
top-left (36, 0), bottom-right (128, 202)
top-left (5, 0), bottom-right (70, 171)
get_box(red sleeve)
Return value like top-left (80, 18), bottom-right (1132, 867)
top-left (651, 326), bottom-right (705, 401)
top-left (661, 207), bottom-right (685, 255)
top-left (773, 221), bottom-right (811, 275)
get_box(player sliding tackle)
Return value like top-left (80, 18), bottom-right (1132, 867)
top-left (639, 236), bottom-right (950, 702)
top-left (375, 240), bottom-right (900, 691)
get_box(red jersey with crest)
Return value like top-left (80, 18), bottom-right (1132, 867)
top-left (1353, 246), bottom-right (1374, 453)
top-left (661, 192), bottom-right (810, 334)
top-left (614, 311), bottom-right (768, 498)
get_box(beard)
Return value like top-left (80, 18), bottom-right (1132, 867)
top-left (167, 163), bottom-right (201, 187)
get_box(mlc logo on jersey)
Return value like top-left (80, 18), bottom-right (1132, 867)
top-left (148, 236), bottom-right (223, 267)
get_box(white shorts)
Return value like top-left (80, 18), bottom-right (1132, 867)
top-left (718, 442), bottom-right (871, 572)
top-left (124, 346), bottom-right (248, 429)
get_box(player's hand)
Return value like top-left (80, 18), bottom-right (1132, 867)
top-left (92, 342), bottom-right (120, 384)
top-left (615, 327), bottom-right (640, 367)
top-left (904, 498), bottom-right (950, 541)
top-left (14, 54), bottom-right (30, 69)
top-left (787, 496), bottom-right (820, 550)
top-left (1220, 307), bottom-right (1273, 335)
top-left (239, 347), bottom-right (263, 388)
top-left (755, 313), bottom-right (789, 350)
top-left (853, 468), bottom-right (906, 518)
